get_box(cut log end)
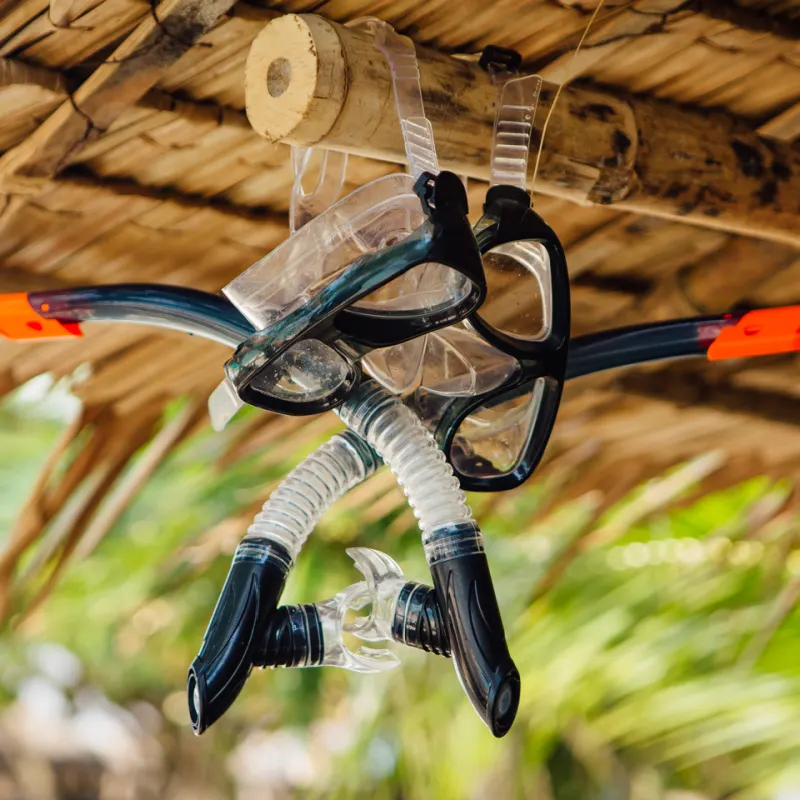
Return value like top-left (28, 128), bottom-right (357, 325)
top-left (245, 13), bottom-right (346, 144)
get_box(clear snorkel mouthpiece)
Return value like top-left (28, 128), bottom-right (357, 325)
top-left (315, 547), bottom-right (406, 672)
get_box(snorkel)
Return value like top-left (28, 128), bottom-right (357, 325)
top-left (187, 430), bottom-right (383, 732)
top-left (338, 380), bottom-right (521, 735)
top-left (6, 282), bottom-right (799, 734)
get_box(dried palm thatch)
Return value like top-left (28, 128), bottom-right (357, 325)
top-left (0, 0), bottom-right (798, 615)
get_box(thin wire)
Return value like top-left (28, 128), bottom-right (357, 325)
top-left (531, 0), bottom-right (607, 194)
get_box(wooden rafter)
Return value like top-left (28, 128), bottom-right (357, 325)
top-left (0, 0), bottom-right (239, 196)
top-left (620, 365), bottom-right (800, 429)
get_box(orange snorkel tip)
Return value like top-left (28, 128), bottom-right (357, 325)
top-left (0, 293), bottom-right (82, 341)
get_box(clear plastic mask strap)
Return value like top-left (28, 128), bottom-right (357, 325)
top-left (208, 376), bottom-right (244, 432)
top-left (365, 20), bottom-right (439, 178)
top-left (289, 146), bottom-right (348, 233)
top-left (489, 73), bottom-right (542, 190)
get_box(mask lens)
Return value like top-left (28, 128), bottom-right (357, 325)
top-left (421, 326), bottom-right (518, 397)
top-left (480, 240), bottom-right (552, 340)
top-left (450, 379), bottom-right (545, 479)
top-left (250, 339), bottom-right (353, 403)
top-left (357, 262), bottom-right (472, 314)
top-left (363, 337), bottom-right (426, 395)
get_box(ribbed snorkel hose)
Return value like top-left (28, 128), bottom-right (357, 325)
top-left (339, 382), bottom-right (470, 531)
top-left (188, 430), bottom-right (380, 734)
top-left (337, 380), bottom-right (520, 737)
top-left (244, 432), bottom-right (381, 559)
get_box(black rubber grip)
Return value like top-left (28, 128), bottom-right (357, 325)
top-left (393, 582), bottom-right (450, 657)
top-left (429, 552), bottom-right (520, 737)
top-left (187, 538), bottom-right (291, 735)
top-left (259, 604), bottom-right (324, 668)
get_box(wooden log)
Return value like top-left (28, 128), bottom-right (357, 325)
top-left (245, 14), bottom-right (800, 247)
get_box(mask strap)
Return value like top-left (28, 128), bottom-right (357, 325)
top-left (289, 147), bottom-right (348, 233)
top-left (289, 18), bottom-right (438, 230)
top-left (481, 46), bottom-right (541, 191)
top-left (353, 18), bottom-right (439, 178)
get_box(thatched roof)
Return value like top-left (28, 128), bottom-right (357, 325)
top-left (0, 0), bottom-right (798, 612)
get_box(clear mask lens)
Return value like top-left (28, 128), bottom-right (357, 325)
top-left (250, 339), bottom-right (353, 403)
top-left (449, 378), bottom-right (545, 478)
top-left (480, 240), bottom-right (552, 340)
top-left (421, 325), bottom-right (518, 397)
top-left (358, 262), bottom-right (471, 314)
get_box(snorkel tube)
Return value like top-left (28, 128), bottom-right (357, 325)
top-left (188, 430), bottom-right (381, 733)
top-left (337, 381), bottom-right (520, 736)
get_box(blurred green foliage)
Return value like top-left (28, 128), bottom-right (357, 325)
top-left (1, 392), bottom-right (799, 799)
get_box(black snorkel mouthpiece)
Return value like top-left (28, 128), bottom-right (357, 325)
top-left (424, 522), bottom-right (520, 737)
top-left (187, 538), bottom-right (291, 735)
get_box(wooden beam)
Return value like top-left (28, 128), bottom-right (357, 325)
top-left (244, 14), bottom-right (800, 248)
top-left (0, 57), bottom-right (68, 150)
top-left (620, 366), bottom-right (800, 428)
top-left (0, 0), bottom-right (238, 195)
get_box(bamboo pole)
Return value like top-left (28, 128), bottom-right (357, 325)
top-left (245, 14), bottom-right (800, 247)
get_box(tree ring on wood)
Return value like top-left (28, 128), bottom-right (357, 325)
top-left (246, 14), bottom-right (347, 145)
